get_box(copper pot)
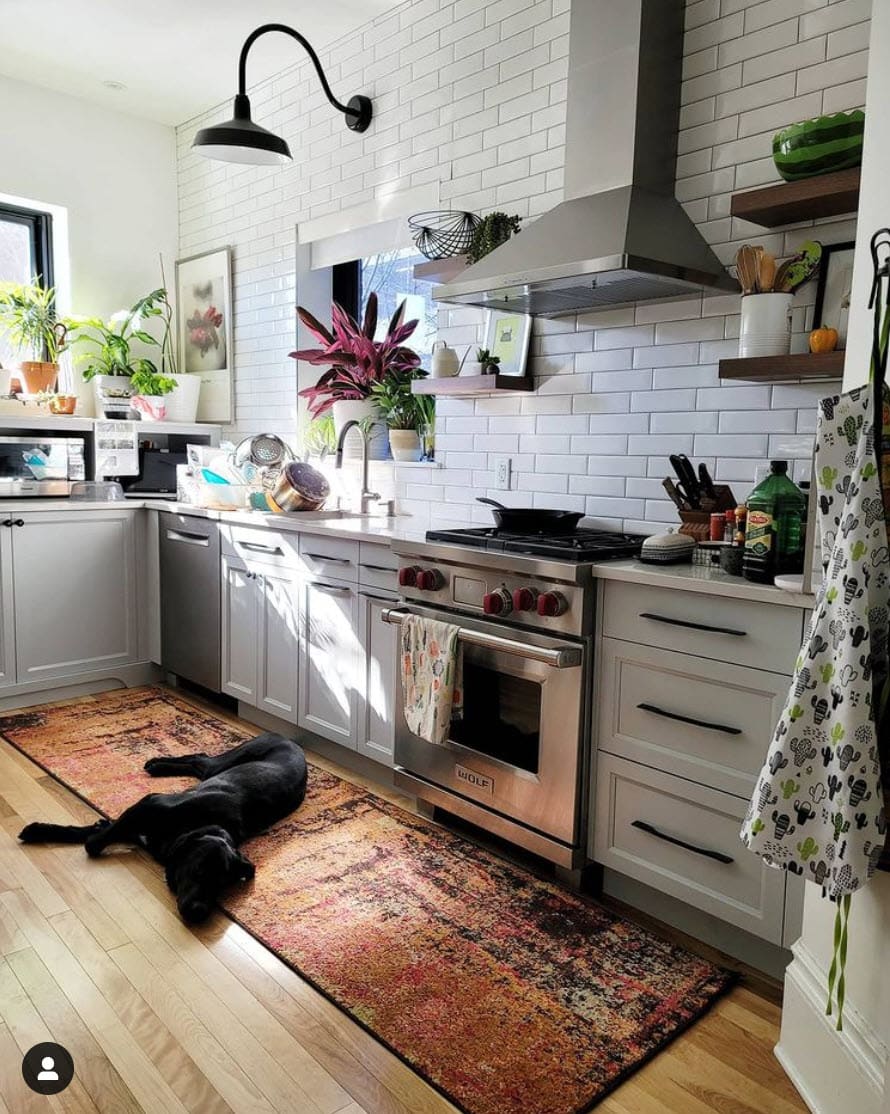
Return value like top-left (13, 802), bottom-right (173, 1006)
top-left (270, 461), bottom-right (330, 512)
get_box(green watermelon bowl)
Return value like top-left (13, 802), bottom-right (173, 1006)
top-left (772, 110), bottom-right (865, 182)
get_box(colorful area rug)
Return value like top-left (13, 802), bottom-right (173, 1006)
top-left (1, 687), bottom-right (733, 1114)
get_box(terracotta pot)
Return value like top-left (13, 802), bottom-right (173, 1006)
top-left (19, 361), bottom-right (58, 394)
top-left (48, 395), bottom-right (77, 415)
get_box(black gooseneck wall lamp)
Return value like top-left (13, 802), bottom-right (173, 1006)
top-left (192, 23), bottom-right (373, 165)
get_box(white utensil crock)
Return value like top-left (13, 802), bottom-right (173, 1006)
top-left (431, 341), bottom-right (460, 378)
top-left (739, 293), bottom-right (793, 358)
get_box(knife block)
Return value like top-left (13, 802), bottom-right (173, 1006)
top-left (677, 484), bottom-right (737, 540)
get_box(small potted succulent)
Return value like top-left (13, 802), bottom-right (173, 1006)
top-left (292, 292), bottom-right (421, 460)
top-left (476, 347), bottom-right (501, 375)
top-left (370, 368), bottom-right (433, 461)
top-left (0, 280), bottom-right (69, 394)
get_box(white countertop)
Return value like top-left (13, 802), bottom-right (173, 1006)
top-left (3, 499), bottom-right (816, 607)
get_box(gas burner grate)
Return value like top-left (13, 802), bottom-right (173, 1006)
top-left (425, 526), bottom-right (643, 561)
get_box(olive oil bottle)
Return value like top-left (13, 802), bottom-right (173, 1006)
top-left (742, 461), bottom-right (806, 584)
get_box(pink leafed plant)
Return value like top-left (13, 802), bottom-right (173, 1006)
top-left (292, 293), bottom-right (421, 419)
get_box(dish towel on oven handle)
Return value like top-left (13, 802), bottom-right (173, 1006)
top-left (400, 614), bottom-right (464, 746)
top-left (740, 386), bottom-right (890, 1028)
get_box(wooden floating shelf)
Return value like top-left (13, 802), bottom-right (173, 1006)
top-left (412, 256), bottom-right (470, 284)
top-left (719, 351), bottom-right (845, 383)
top-left (412, 374), bottom-right (533, 397)
top-left (730, 167), bottom-right (860, 228)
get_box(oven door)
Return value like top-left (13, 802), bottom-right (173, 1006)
top-left (390, 604), bottom-right (587, 847)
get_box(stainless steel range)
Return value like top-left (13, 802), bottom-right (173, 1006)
top-left (384, 527), bottom-right (642, 871)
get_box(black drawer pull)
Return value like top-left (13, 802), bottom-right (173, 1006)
top-left (637, 702), bottom-right (742, 736)
top-left (631, 820), bottom-right (734, 865)
top-left (237, 541), bottom-right (284, 555)
top-left (360, 563), bottom-right (396, 573)
top-left (639, 611), bottom-right (747, 637)
top-left (304, 552), bottom-right (351, 564)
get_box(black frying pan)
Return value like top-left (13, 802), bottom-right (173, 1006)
top-left (477, 497), bottom-right (584, 535)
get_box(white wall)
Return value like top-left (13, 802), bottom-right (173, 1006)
top-left (0, 74), bottom-right (178, 319)
top-left (176, 0), bottom-right (869, 531)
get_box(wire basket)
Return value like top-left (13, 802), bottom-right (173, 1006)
top-left (408, 211), bottom-right (481, 260)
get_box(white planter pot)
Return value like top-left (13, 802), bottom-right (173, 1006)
top-left (93, 375), bottom-right (134, 417)
top-left (331, 398), bottom-right (388, 460)
top-left (389, 429), bottom-right (423, 462)
top-left (131, 394), bottom-right (167, 421)
top-left (739, 293), bottom-right (794, 358)
top-left (164, 373), bottom-right (201, 423)
top-left (461, 360), bottom-right (484, 377)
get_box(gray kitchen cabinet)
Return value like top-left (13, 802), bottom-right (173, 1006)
top-left (221, 553), bottom-right (259, 704)
top-left (0, 528), bottom-right (15, 689)
top-left (356, 590), bottom-right (398, 766)
top-left (256, 566), bottom-right (299, 721)
top-left (220, 553), bottom-right (298, 720)
top-left (13, 510), bottom-right (138, 684)
top-left (298, 576), bottom-right (359, 748)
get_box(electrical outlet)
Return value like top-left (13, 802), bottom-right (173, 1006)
top-left (493, 456), bottom-right (511, 491)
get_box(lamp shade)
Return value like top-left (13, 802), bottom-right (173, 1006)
top-left (192, 94), bottom-right (291, 165)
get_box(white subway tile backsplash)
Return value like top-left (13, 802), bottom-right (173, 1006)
top-left (178, 0), bottom-right (868, 536)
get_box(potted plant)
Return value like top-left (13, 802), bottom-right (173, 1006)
top-left (67, 288), bottom-right (174, 415)
top-left (0, 280), bottom-right (68, 394)
top-left (467, 212), bottom-right (521, 264)
top-left (370, 368), bottom-right (432, 461)
top-left (129, 367), bottom-right (177, 421)
top-left (476, 347), bottom-right (501, 375)
top-left (292, 292), bottom-right (421, 459)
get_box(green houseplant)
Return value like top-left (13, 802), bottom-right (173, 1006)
top-left (466, 212), bottom-right (521, 264)
top-left (67, 287), bottom-right (180, 418)
top-left (370, 367), bottom-right (433, 461)
top-left (0, 280), bottom-right (69, 394)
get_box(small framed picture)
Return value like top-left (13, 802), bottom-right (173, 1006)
top-left (484, 310), bottom-right (531, 377)
top-left (813, 240), bottom-right (855, 348)
top-left (176, 246), bottom-right (233, 422)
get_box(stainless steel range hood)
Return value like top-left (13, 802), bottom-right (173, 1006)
top-left (434, 0), bottom-right (736, 317)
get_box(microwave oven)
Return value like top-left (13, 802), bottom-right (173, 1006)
top-left (0, 435), bottom-right (87, 497)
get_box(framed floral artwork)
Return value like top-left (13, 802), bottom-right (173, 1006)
top-left (176, 246), bottom-right (233, 422)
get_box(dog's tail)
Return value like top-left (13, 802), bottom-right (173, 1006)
top-left (18, 819), bottom-right (109, 845)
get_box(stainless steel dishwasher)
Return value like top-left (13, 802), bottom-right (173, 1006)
top-left (159, 513), bottom-right (221, 691)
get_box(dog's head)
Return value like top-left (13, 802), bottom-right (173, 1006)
top-left (164, 826), bottom-right (255, 924)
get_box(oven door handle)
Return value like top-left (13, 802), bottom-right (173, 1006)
top-left (381, 608), bottom-right (582, 669)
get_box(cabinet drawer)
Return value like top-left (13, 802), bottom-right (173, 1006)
top-left (597, 638), bottom-right (787, 799)
top-left (299, 534), bottom-right (359, 582)
top-left (220, 523), bottom-right (299, 570)
top-left (593, 754), bottom-right (786, 944)
top-left (602, 581), bottom-right (803, 674)
top-left (358, 542), bottom-right (399, 593)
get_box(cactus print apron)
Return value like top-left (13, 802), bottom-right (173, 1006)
top-left (741, 382), bottom-right (888, 902)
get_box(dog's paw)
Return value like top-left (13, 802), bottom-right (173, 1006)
top-left (143, 757), bottom-right (169, 776)
top-left (18, 822), bottom-right (44, 843)
top-left (84, 836), bottom-right (105, 858)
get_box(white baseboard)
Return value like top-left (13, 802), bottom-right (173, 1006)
top-left (777, 941), bottom-right (886, 1114)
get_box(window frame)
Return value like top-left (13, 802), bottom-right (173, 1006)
top-left (0, 201), bottom-right (54, 289)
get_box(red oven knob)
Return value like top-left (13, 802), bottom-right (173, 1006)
top-left (537, 591), bottom-right (568, 618)
top-left (398, 565), bottom-right (420, 587)
top-left (416, 568), bottom-right (445, 591)
top-left (512, 587), bottom-right (539, 612)
top-left (483, 588), bottom-right (513, 615)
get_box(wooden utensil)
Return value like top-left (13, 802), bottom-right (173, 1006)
top-left (757, 251), bottom-right (776, 292)
top-left (735, 244), bottom-right (759, 295)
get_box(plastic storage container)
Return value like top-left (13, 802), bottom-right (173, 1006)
top-left (742, 461), bottom-right (807, 584)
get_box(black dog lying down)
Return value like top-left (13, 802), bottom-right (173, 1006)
top-left (19, 733), bottom-right (307, 923)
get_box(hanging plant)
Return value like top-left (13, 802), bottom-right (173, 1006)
top-left (466, 212), bottom-right (522, 264)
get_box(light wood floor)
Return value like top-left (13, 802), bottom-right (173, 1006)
top-left (0, 691), bottom-right (808, 1114)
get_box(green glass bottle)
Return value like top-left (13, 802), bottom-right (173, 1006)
top-left (742, 461), bottom-right (807, 584)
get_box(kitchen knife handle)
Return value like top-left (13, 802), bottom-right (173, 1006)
top-left (637, 702), bottom-right (742, 736)
top-left (638, 612), bottom-right (747, 637)
top-left (631, 820), bottom-right (734, 865)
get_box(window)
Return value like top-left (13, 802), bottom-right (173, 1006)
top-left (334, 247), bottom-right (437, 358)
top-left (0, 202), bottom-right (54, 368)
